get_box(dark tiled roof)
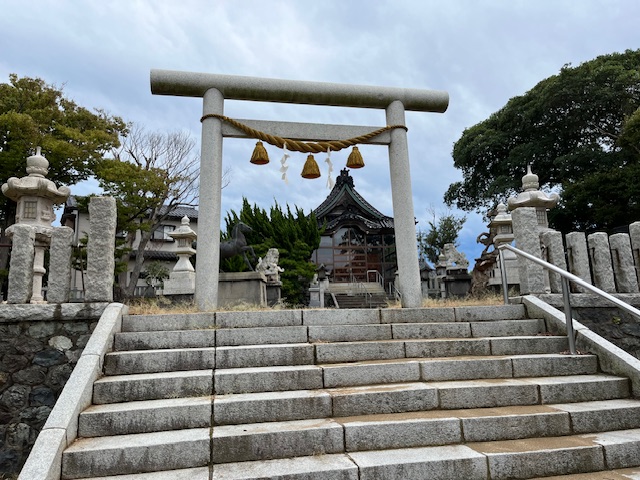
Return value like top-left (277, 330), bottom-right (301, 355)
top-left (314, 169), bottom-right (394, 232)
top-left (130, 250), bottom-right (177, 261)
top-left (159, 206), bottom-right (198, 220)
top-left (66, 196), bottom-right (198, 220)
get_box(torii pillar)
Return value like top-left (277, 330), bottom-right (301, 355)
top-left (151, 70), bottom-right (449, 310)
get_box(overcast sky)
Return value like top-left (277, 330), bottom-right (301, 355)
top-left (2, 0), bottom-right (638, 265)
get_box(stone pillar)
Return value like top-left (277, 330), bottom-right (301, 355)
top-left (85, 197), bottom-right (117, 302)
top-left (386, 100), bottom-right (422, 308)
top-left (610, 233), bottom-right (639, 293)
top-left (195, 88), bottom-right (224, 311)
top-left (630, 221), bottom-right (640, 283)
top-left (540, 230), bottom-right (566, 293)
top-left (565, 232), bottom-right (592, 292)
top-left (47, 226), bottom-right (74, 303)
top-left (511, 207), bottom-right (545, 294)
top-left (7, 225), bottom-right (35, 304)
top-left (30, 242), bottom-right (47, 303)
top-left (587, 232), bottom-right (615, 293)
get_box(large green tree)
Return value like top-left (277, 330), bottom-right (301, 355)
top-left (0, 74), bottom-right (126, 294)
top-left (222, 198), bottom-right (321, 305)
top-left (444, 49), bottom-right (640, 231)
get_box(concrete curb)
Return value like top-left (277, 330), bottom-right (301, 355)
top-left (18, 302), bottom-right (127, 480)
top-left (522, 295), bottom-right (640, 396)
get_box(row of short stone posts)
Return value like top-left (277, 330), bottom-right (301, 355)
top-left (1, 148), bottom-right (117, 304)
top-left (508, 166), bottom-right (640, 295)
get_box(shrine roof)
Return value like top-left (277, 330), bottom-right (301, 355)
top-left (314, 169), bottom-right (394, 232)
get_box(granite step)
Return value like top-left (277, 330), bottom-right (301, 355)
top-left (80, 390), bottom-right (640, 440)
top-left (121, 309), bottom-right (303, 332)
top-left (323, 354), bottom-right (598, 386)
top-left (114, 318), bottom-right (544, 351)
top-left (468, 428), bottom-right (640, 479)
top-left (314, 335), bottom-right (568, 363)
top-left (104, 343), bottom-right (316, 374)
top-left (104, 347), bottom-right (216, 375)
top-left (70, 458), bottom-right (640, 480)
top-left (530, 468), bottom-right (640, 479)
top-left (78, 397), bottom-right (212, 437)
top-left (114, 329), bottom-right (218, 351)
top-left (65, 416), bottom-right (640, 479)
top-left (92, 370), bottom-right (212, 404)
top-left (61, 428), bottom-right (211, 479)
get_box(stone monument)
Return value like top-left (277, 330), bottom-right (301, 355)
top-left (1, 147), bottom-right (70, 303)
top-left (441, 243), bottom-right (472, 297)
top-left (256, 248), bottom-right (284, 306)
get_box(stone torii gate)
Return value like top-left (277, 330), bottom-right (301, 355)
top-left (150, 69), bottom-right (449, 310)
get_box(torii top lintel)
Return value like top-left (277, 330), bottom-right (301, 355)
top-left (150, 69), bottom-right (449, 113)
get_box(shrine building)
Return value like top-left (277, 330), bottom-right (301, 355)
top-left (312, 169), bottom-right (397, 288)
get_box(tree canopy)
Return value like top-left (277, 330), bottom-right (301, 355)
top-left (0, 74), bottom-right (126, 296)
top-left (222, 198), bottom-right (321, 305)
top-left (0, 74), bottom-right (127, 225)
top-left (444, 49), bottom-right (640, 231)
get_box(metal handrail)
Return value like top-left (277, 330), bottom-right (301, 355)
top-left (367, 269), bottom-right (384, 288)
top-left (498, 243), bottom-right (640, 355)
top-left (355, 280), bottom-right (373, 307)
top-left (388, 281), bottom-right (402, 302)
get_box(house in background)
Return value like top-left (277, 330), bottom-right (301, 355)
top-left (61, 196), bottom-right (198, 299)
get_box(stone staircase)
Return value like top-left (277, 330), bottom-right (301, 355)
top-left (58, 305), bottom-right (640, 479)
top-left (329, 282), bottom-right (391, 309)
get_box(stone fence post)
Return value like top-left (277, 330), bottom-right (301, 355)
top-left (610, 233), bottom-right (639, 293)
top-left (6, 225), bottom-right (36, 303)
top-left (85, 197), bottom-right (117, 302)
top-left (47, 226), bottom-right (74, 303)
top-left (511, 207), bottom-right (545, 294)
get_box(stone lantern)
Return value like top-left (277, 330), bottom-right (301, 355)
top-left (507, 165), bottom-right (559, 229)
top-left (163, 216), bottom-right (197, 295)
top-left (2, 147), bottom-right (70, 302)
top-left (491, 203), bottom-right (514, 248)
top-left (488, 203), bottom-right (519, 287)
top-left (506, 165), bottom-right (558, 295)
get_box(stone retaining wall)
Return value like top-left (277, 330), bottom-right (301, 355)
top-left (0, 304), bottom-right (107, 475)
top-left (537, 294), bottom-right (640, 359)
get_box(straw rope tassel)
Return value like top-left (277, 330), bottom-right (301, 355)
top-left (250, 141), bottom-right (269, 165)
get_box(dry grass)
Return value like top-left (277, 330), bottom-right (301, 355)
top-left (127, 292), bottom-right (508, 315)
top-left (384, 291), bottom-right (506, 309)
top-left (421, 292), bottom-right (505, 308)
top-left (126, 297), bottom-right (200, 315)
top-left (125, 297), bottom-right (299, 315)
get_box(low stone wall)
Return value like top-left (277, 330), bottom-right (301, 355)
top-left (0, 303), bottom-right (107, 475)
top-left (537, 294), bottom-right (640, 359)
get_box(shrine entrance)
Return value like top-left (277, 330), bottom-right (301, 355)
top-left (150, 69), bottom-right (448, 309)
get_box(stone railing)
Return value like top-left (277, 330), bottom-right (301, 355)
top-left (512, 210), bottom-right (640, 295)
top-left (3, 196), bottom-right (117, 304)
